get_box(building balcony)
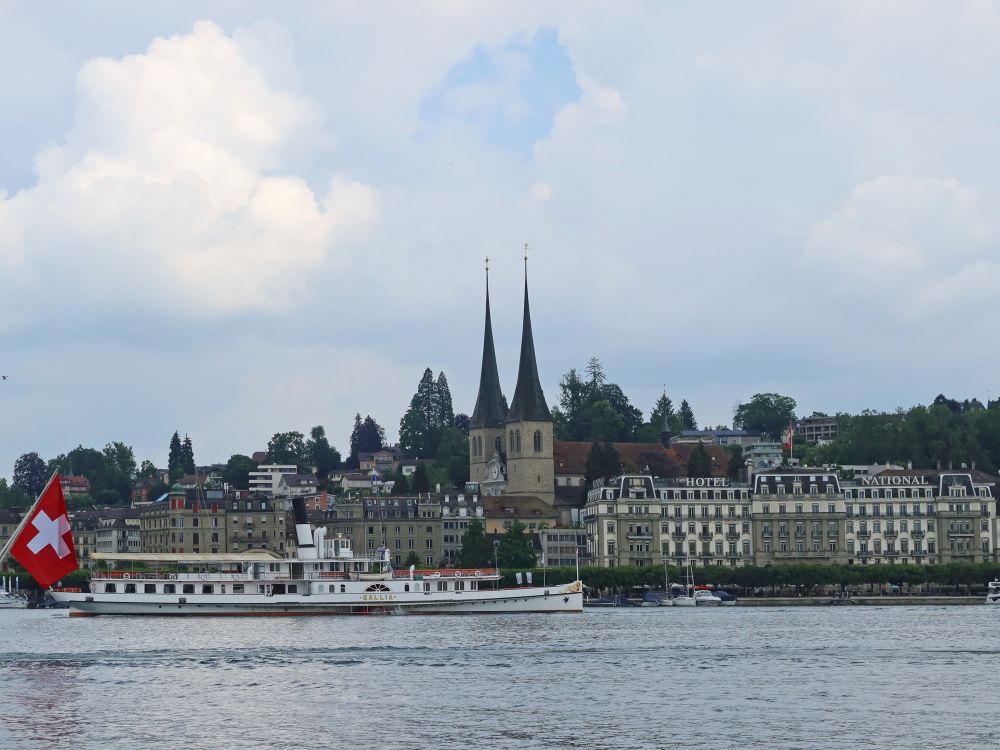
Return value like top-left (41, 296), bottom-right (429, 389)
top-left (698, 533), bottom-right (712, 541)
top-left (671, 532), bottom-right (687, 541)
top-left (884, 531), bottom-right (898, 538)
top-left (857, 531), bottom-right (871, 539)
top-left (627, 533), bottom-right (653, 540)
top-left (725, 532), bottom-right (741, 541)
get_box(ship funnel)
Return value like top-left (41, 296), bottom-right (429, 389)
top-left (292, 497), bottom-right (315, 551)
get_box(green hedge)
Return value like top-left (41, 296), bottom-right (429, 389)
top-left (498, 562), bottom-right (1000, 591)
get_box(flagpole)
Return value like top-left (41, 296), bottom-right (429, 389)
top-left (0, 471), bottom-right (60, 566)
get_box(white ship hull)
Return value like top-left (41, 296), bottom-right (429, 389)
top-left (52, 582), bottom-right (584, 616)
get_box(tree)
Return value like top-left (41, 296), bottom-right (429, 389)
top-left (434, 371), bottom-right (454, 433)
top-left (411, 464), bottom-right (430, 493)
top-left (403, 551), bottom-right (421, 568)
top-left (348, 414), bottom-right (364, 467)
top-left (351, 415), bottom-right (386, 466)
top-left (399, 368), bottom-right (455, 458)
top-left (391, 468), bottom-right (409, 495)
top-left (102, 441), bottom-right (137, 501)
top-left (584, 400), bottom-right (626, 442)
top-left (585, 442), bottom-right (620, 486)
top-left (727, 445), bottom-right (744, 481)
top-left (687, 442), bottom-right (712, 478)
top-left (458, 519), bottom-right (493, 567)
top-left (12, 452), bottom-right (47, 497)
top-left (498, 520), bottom-right (537, 568)
top-left (0, 478), bottom-right (31, 509)
top-left (453, 413), bottom-right (471, 434)
top-left (168, 432), bottom-right (183, 481)
top-left (398, 405), bottom-right (429, 458)
top-left (678, 400), bottom-right (698, 431)
top-left (138, 460), bottom-right (160, 479)
top-left (733, 393), bottom-right (798, 441)
top-left (306, 425), bottom-right (341, 478)
top-left (637, 450), bottom-right (680, 478)
top-left (180, 435), bottom-right (196, 476)
top-left (435, 427), bottom-right (470, 489)
top-left (266, 431), bottom-right (307, 468)
top-left (223, 454), bottom-right (257, 490)
top-left (554, 360), bottom-right (645, 442)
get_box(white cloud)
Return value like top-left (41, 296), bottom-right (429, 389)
top-left (804, 175), bottom-right (998, 321)
top-left (0, 20), bottom-right (376, 319)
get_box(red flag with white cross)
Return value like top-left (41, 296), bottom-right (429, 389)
top-left (9, 475), bottom-right (78, 588)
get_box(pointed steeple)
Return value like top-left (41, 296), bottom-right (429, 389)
top-left (506, 257), bottom-right (551, 423)
top-left (470, 260), bottom-right (508, 428)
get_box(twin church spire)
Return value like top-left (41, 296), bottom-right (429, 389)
top-left (470, 254), bottom-right (551, 429)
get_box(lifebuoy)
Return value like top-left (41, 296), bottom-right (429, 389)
top-left (474, 570), bottom-right (482, 577)
top-left (123, 573), bottom-right (131, 580)
top-left (453, 571), bottom-right (462, 577)
top-left (168, 573), bottom-right (177, 580)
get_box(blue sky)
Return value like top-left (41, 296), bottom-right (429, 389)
top-left (3, 2), bottom-right (1000, 479)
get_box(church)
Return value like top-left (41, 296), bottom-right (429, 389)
top-left (468, 264), bottom-right (555, 505)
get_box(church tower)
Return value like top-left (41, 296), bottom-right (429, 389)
top-left (503, 261), bottom-right (554, 504)
top-left (469, 260), bottom-right (509, 495)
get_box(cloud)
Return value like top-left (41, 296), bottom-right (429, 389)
top-left (804, 175), bottom-right (998, 321)
top-left (0, 20), bottom-right (376, 322)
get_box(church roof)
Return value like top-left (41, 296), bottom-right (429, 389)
top-left (506, 277), bottom-right (551, 423)
top-left (470, 280), bottom-right (508, 428)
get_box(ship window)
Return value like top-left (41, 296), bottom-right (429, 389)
top-left (340, 585), bottom-right (346, 593)
top-left (288, 585), bottom-right (298, 594)
top-left (164, 584), bottom-right (175, 594)
top-left (144, 584), bottom-right (156, 594)
top-left (183, 584), bottom-right (195, 594)
top-left (104, 583), bottom-right (116, 593)
top-left (404, 584), bottom-right (410, 592)
top-left (124, 584), bottom-right (136, 593)
top-left (201, 585), bottom-right (213, 594)
top-left (233, 585), bottom-right (244, 594)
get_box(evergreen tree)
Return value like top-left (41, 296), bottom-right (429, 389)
top-left (727, 445), bottom-right (745, 481)
top-left (458, 519), bottom-right (493, 567)
top-left (679, 400), bottom-right (698, 431)
top-left (180, 434), bottom-right (196, 476)
top-left (391, 468), bottom-right (409, 495)
top-left (411, 464), bottom-right (430, 493)
top-left (348, 414), bottom-right (364, 467)
top-left (434, 371), bottom-right (454, 431)
top-left (687, 442), bottom-right (712, 478)
top-left (403, 551), bottom-right (421, 568)
top-left (398, 399), bottom-right (429, 458)
top-left (584, 442), bottom-right (621, 486)
top-left (168, 431), bottom-right (183, 481)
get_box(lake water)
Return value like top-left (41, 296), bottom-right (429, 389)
top-left (1, 606), bottom-right (997, 749)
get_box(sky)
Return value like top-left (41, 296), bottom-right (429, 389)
top-left (3, 1), bottom-right (1000, 479)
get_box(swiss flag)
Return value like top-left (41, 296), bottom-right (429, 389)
top-left (10, 475), bottom-right (78, 588)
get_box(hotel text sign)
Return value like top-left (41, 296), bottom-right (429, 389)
top-left (681, 478), bottom-right (730, 487)
top-left (860, 476), bottom-right (928, 487)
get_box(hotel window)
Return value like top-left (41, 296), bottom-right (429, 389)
top-left (742, 542), bottom-right (751, 554)
top-left (778, 504), bottom-right (787, 514)
top-left (812, 503), bottom-right (819, 514)
top-left (795, 504), bottom-right (803, 514)
top-left (762, 504), bottom-right (770, 514)
top-left (763, 541), bottom-right (772, 552)
top-left (847, 540), bottom-right (855, 554)
top-left (779, 541), bottom-right (787, 552)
